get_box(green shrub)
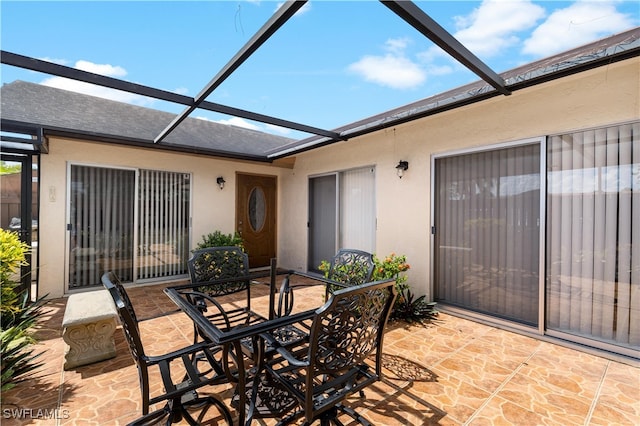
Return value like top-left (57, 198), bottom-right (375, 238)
top-left (370, 253), bottom-right (410, 293)
top-left (319, 252), bottom-right (437, 323)
top-left (0, 228), bottom-right (47, 391)
top-left (390, 289), bottom-right (438, 323)
top-left (195, 231), bottom-right (244, 250)
top-left (1, 229), bottom-right (30, 325)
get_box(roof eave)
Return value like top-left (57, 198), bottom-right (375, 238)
top-left (0, 119), bottom-right (274, 163)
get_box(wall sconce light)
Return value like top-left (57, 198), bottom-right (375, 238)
top-left (395, 160), bottom-right (409, 178)
top-left (216, 176), bottom-right (226, 190)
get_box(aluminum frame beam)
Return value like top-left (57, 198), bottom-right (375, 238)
top-left (1, 48), bottom-right (341, 140)
top-left (381, 0), bottom-right (511, 96)
top-left (154, 0), bottom-right (311, 144)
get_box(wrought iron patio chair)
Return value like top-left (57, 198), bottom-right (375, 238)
top-left (186, 247), bottom-right (308, 362)
top-left (262, 278), bottom-right (397, 426)
top-left (101, 272), bottom-right (233, 426)
top-left (325, 248), bottom-right (375, 294)
top-left (276, 248), bottom-right (376, 312)
top-left (187, 246), bottom-right (252, 303)
top-left (186, 246), bottom-right (256, 342)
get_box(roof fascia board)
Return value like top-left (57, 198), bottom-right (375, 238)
top-left (154, 0), bottom-right (308, 144)
top-left (1, 50), bottom-right (339, 139)
top-left (504, 40), bottom-right (640, 89)
top-left (0, 118), bottom-right (272, 162)
top-left (380, 0), bottom-right (510, 95)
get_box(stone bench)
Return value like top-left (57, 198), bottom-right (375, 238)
top-left (62, 289), bottom-right (118, 370)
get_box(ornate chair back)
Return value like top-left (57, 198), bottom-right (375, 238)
top-left (187, 246), bottom-right (254, 344)
top-left (268, 278), bottom-right (397, 424)
top-left (188, 246), bottom-right (251, 300)
top-left (326, 248), bottom-right (375, 293)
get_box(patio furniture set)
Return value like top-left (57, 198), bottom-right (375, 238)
top-left (101, 246), bottom-right (396, 426)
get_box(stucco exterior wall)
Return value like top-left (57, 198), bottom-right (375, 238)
top-left (277, 58), bottom-right (640, 300)
top-left (38, 139), bottom-right (283, 298)
top-left (35, 57), bottom-right (638, 299)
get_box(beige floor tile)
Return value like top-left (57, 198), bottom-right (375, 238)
top-left (2, 280), bottom-right (638, 426)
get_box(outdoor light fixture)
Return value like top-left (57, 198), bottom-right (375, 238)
top-left (216, 176), bottom-right (226, 190)
top-left (395, 160), bottom-right (409, 178)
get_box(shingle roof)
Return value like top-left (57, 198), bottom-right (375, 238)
top-left (0, 80), bottom-right (294, 160)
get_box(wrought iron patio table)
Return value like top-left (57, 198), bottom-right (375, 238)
top-left (164, 269), bottom-right (331, 425)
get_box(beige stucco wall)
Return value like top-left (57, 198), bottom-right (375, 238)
top-left (36, 57), bottom-right (638, 299)
top-left (277, 57), bottom-right (640, 300)
top-left (38, 139), bottom-right (284, 298)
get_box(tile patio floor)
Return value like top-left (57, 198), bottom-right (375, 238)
top-left (2, 275), bottom-right (639, 425)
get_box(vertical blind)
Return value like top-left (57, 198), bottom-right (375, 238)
top-left (434, 144), bottom-right (541, 325)
top-left (69, 166), bottom-right (135, 288)
top-left (340, 167), bottom-right (376, 253)
top-left (547, 122), bottom-right (639, 349)
top-left (137, 170), bottom-right (190, 279)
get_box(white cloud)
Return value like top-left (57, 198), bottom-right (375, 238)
top-left (173, 87), bottom-right (190, 96)
top-left (38, 57), bottom-right (70, 66)
top-left (385, 37), bottom-right (411, 54)
top-left (39, 59), bottom-right (154, 106)
top-left (212, 116), bottom-right (260, 130)
top-left (453, 0), bottom-right (546, 58)
top-left (348, 38), bottom-right (426, 89)
top-left (523, 1), bottom-right (636, 57)
top-left (264, 123), bottom-right (292, 136)
top-left (205, 116), bottom-right (291, 136)
top-left (415, 0), bottom-right (545, 77)
top-left (349, 55), bottom-right (425, 89)
top-left (425, 64), bottom-right (456, 77)
top-left (74, 60), bottom-right (127, 77)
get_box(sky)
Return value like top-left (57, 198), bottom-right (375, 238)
top-left (1, 0), bottom-right (638, 139)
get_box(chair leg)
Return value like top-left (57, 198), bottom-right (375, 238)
top-left (181, 396), bottom-right (233, 426)
top-left (335, 404), bottom-right (371, 426)
top-left (126, 405), bottom-right (172, 426)
top-left (127, 396), bottom-right (233, 426)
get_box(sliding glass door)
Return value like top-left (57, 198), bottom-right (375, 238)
top-left (340, 167), bottom-right (376, 251)
top-left (308, 167), bottom-right (376, 273)
top-left (434, 143), bottom-right (541, 326)
top-left (69, 165), bottom-right (135, 288)
top-left (308, 174), bottom-right (337, 273)
top-left (434, 122), bottom-right (638, 356)
top-left (137, 170), bottom-right (191, 280)
top-left (546, 123), bottom-right (639, 352)
top-left (68, 165), bottom-right (190, 289)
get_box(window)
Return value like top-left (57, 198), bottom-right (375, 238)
top-left (546, 122), bottom-right (639, 352)
top-left (68, 165), bottom-right (191, 289)
top-left (433, 121), bottom-right (639, 357)
top-left (308, 167), bottom-right (376, 272)
top-left (434, 144), bottom-right (541, 325)
top-left (137, 170), bottom-right (190, 280)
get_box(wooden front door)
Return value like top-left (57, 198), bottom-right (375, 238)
top-left (236, 173), bottom-right (277, 268)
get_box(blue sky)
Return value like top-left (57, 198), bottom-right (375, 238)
top-left (1, 1), bottom-right (638, 139)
